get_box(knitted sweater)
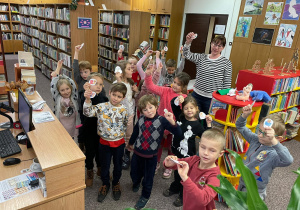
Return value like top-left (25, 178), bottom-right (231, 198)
top-left (129, 114), bottom-right (182, 157)
top-left (183, 43), bottom-right (232, 98)
top-left (236, 116), bottom-right (293, 194)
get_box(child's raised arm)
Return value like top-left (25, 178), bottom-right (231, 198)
top-left (144, 68), bottom-right (168, 97)
top-left (73, 44), bottom-right (82, 81)
top-left (171, 96), bottom-right (183, 121)
top-left (51, 60), bottom-right (63, 78)
top-left (236, 105), bottom-right (257, 144)
top-left (183, 32), bottom-right (201, 64)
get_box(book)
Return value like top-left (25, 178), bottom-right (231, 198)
top-left (209, 98), bottom-right (227, 115)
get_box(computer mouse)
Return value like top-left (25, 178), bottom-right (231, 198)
top-left (3, 158), bottom-right (21, 166)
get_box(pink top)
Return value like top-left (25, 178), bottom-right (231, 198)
top-left (136, 55), bottom-right (161, 80)
top-left (144, 74), bottom-right (187, 116)
top-left (164, 156), bottom-right (220, 210)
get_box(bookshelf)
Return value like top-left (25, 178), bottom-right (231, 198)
top-left (0, 25), bottom-right (8, 104)
top-left (209, 91), bottom-right (263, 189)
top-left (0, 2), bottom-right (23, 53)
top-left (98, 10), bottom-right (150, 82)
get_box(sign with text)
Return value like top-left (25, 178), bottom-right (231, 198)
top-left (78, 17), bottom-right (92, 29)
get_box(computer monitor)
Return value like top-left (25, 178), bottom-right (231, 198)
top-left (18, 88), bottom-right (33, 147)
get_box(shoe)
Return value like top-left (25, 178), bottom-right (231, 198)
top-left (163, 189), bottom-right (178, 197)
top-left (155, 162), bottom-right (160, 175)
top-left (132, 184), bottom-right (140, 192)
top-left (97, 185), bottom-right (110, 202)
top-left (97, 167), bottom-right (101, 176)
top-left (112, 182), bottom-right (121, 201)
top-left (173, 196), bottom-right (183, 207)
top-left (79, 143), bottom-right (85, 153)
top-left (122, 153), bottom-right (130, 170)
top-left (163, 169), bottom-right (173, 179)
top-left (134, 196), bottom-right (149, 210)
top-left (85, 170), bottom-right (94, 187)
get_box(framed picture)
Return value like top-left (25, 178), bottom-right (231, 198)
top-left (252, 28), bottom-right (274, 45)
top-left (264, 2), bottom-right (284, 25)
top-left (78, 17), bottom-right (92, 29)
top-left (282, 0), bottom-right (300, 20)
top-left (243, 0), bottom-right (265, 15)
top-left (235, 17), bottom-right (252, 38)
top-left (275, 24), bottom-right (297, 48)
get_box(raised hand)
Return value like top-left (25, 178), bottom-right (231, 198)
top-left (146, 50), bottom-right (153, 57)
top-left (186, 32), bottom-right (195, 44)
top-left (242, 104), bottom-right (252, 118)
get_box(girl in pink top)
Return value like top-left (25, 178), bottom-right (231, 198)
top-left (144, 68), bottom-right (190, 178)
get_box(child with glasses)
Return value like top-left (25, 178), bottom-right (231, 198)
top-left (236, 104), bottom-right (293, 200)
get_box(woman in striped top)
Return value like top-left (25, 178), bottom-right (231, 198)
top-left (183, 33), bottom-right (232, 115)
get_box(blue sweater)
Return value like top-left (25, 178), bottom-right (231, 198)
top-left (129, 114), bottom-right (182, 157)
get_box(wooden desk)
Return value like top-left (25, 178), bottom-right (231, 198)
top-left (0, 91), bottom-right (86, 210)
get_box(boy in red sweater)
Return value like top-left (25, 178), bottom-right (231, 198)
top-left (164, 128), bottom-right (225, 210)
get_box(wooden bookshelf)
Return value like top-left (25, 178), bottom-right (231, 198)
top-left (98, 9), bottom-right (150, 82)
top-left (0, 25), bottom-right (9, 104)
top-left (0, 2), bottom-right (23, 53)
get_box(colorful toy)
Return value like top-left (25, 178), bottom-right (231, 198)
top-left (236, 83), bottom-right (253, 101)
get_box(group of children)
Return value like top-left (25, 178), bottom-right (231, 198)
top-left (49, 42), bottom-right (293, 210)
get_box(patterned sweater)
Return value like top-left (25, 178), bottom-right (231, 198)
top-left (129, 114), bottom-right (182, 157)
top-left (83, 101), bottom-right (128, 141)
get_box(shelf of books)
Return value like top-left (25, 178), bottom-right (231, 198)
top-left (0, 25), bottom-right (9, 104)
top-left (0, 3), bottom-right (23, 53)
top-left (209, 91), bottom-right (263, 198)
top-left (98, 10), bottom-right (150, 83)
top-left (19, 4), bottom-right (72, 79)
top-left (236, 68), bottom-right (300, 140)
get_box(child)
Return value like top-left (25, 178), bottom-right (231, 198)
top-left (50, 60), bottom-right (80, 138)
top-left (79, 73), bottom-right (108, 187)
top-left (126, 95), bottom-right (182, 210)
top-left (164, 128), bottom-right (225, 210)
top-left (114, 60), bottom-right (136, 170)
top-left (136, 50), bottom-right (161, 82)
top-left (83, 83), bottom-right (128, 202)
top-left (236, 104), bottom-right (293, 200)
top-left (158, 48), bottom-right (185, 86)
top-left (163, 96), bottom-right (213, 207)
top-left (145, 67), bottom-right (190, 178)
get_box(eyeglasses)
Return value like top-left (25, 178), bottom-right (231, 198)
top-left (211, 43), bottom-right (223, 48)
top-left (257, 127), bottom-right (278, 137)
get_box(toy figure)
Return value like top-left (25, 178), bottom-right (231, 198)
top-left (250, 90), bottom-right (271, 103)
top-left (251, 60), bottom-right (261, 72)
top-left (236, 83), bottom-right (253, 102)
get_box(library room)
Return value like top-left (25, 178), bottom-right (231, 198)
top-left (0, 0), bottom-right (299, 209)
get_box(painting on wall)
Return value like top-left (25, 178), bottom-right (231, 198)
top-left (252, 28), bottom-right (274, 45)
top-left (243, 0), bottom-right (265, 15)
top-left (235, 17), bottom-right (252, 38)
top-left (264, 2), bottom-right (284, 25)
top-left (282, 0), bottom-right (300, 20)
top-left (275, 24), bottom-right (297, 48)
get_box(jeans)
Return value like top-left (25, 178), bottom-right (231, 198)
top-left (191, 91), bottom-right (212, 115)
top-left (99, 143), bottom-right (125, 186)
top-left (169, 169), bottom-right (183, 198)
top-left (85, 135), bottom-right (101, 170)
top-left (130, 153), bottom-right (157, 199)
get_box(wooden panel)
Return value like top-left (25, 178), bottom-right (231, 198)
top-left (29, 190), bottom-right (84, 210)
top-left (3, 40), bottom-right (14, 53)
top-left (245, 44), bottom-right (271, 69)
top-left (142, 0), bottom-right (157, 13)
top-left (129, 11), bottom-right (142, 55)
top-left (156, 0), bottom-right (172, 13)
top-left (269, 47), bottom-right (294, 67)
top-left (95, 0), bottom-right (111, 10)
top-left (13, 40), bottom-right (23, 52)
top-left (229, 42), bottom-right (251, 86)
top-left (111, 0), bottom-right (131, 10)
top-left (131, 0), bottom-right (143, 11)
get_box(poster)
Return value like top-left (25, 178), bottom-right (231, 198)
top-left (235, 17), bottom-right (252, 38)
top-left (252, 28), bottom-right (274, 45)
top-left (264, 2), bottom-right (284, 25)
top-left (275, 24), bottom-right (297, 48)
top-left (214, 25), bottom-right (226, 35)
top-left (282, 0), bottom-right (300, 20)
top-left (243, 0), bottom-right (265, 15)
top-left (78, 17), bottom-right (92, 29)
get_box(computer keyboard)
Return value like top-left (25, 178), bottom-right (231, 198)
top-left (0, 129), bottom-right (22, 158)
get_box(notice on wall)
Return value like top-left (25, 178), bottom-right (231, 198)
top-left (214, 25), bottom-right (226, 35)
top-left (78, 17), bottom-right (92, 29)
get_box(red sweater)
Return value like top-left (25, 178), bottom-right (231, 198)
top-left (144, 74), bottom-right (186, 117)
top-left (165, 156), bottom-right (220, 210)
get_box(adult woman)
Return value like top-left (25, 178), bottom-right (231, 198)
top-left (183, 32), bottom-right (232, 115)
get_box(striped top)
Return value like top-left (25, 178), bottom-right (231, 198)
top-left (183, 44), bottom-right (232, 98)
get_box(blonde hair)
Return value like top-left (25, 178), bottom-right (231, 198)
top-left (87, 72), bottom-right (104, 82)
top-left (260, 114), bottom-right (285, 136)
top-left (201, 128), bottom-right (226, 150)
top-left (56, 77), bottom-right (72, 96)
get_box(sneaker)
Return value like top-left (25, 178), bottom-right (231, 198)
top-left (163, 189), bottom-right (178, 197)
top-left (122, 153), bottom-right (130, 170)
top-left (173, 196), bottom-right (183, 207)
top-left (97, 167), bottom-right (101, 176)
top-left (97, 185), bottom-right (110, 202)
top-left (112, 182), bottom-right (121, 201)
top-left (134, 196), bottom-right (149, 210)
top-left (163, 169), bottom-right (172, 179)
top-left (155, 162), bottom-right (160, 175)
top-left (132, 184), bottom-right (140, 192)
top-left (85, 170), bottom-right (94, 187)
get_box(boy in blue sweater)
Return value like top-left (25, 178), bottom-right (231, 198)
top-left (236, 104), bottom-right (293, 200)
top-left (127, 95), bottom-right (182, 210)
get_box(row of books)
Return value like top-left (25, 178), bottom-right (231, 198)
top-left (212, 121), bottom-right (225, 132)
top-left (22, 34), bottom-right (31, 45)
top-left (99, 47), bottom-right (112, 59)
top-left (99, 36), bottom-right (112, 48)
top-left (113, 27), bottom-right (129, 39)
top-left (20, 16), bottom-right (30, 26)
top-left (278, 109), bottom-right (298, 124)
top-left (100, 68), bottom-right (114, 82)
top-left (13, 33), bottom-right (21, 40)
top-left (225, 128), bottom-right (245, 153)
top-left (32, 28), bottom-right (39, 38)
top-left (99, 57), bottom-right (112, 70)
top-left (30, 17), bottom-right (38, 27)
top-left (21, 25), bottom-right (30, 35)
top-left (48, 34), bottom-right (57, 47)
top-left (287, 91), bottom-right (300, 108)
top-left (12, 24), bottom-right (20, 31)
top-left (132, 41), bottom-right (151, 59)
top-left (100, 12), bottom-right (113, 23)
top-left (57, 37), bottom-right (71, 54)
top-left (59, 52), bottom-right (72, 68)
top-left (32, 48), bottom-right (39, 58)
top-left (157, 40), bottom-right (168, 51)
top-left (20, 5), bottom-right (69, 20)
top-left (150, 15), bottom-right (155, 25)
top-left (150, 27), bottom-right (155, 37)
top-left (222, 153), bottom-right (239, 176)
top-left (39, 31), bottom-right (47, 43)
top-left (270, 93), bottom-right (289, 111)
top-left (113, 40), bottom-right (128, 52)
top-left (0, 5), bottom-right (8, 11)
top-left (2, 32), bottom-right (12, 40)
top-left (57, 22), bottom-right (70, 37)
top-left (99, 24), bottom-right (112, 35)
top-left (229, 107), bottom-right (243, 124)
top-left (272, 77), bottom-right (300, 94)
top-left (112, 52), bottom-right (127, 61)
top-left (40, 43), bottom-right (48, 54)
top-left (41, 64), bottom-right (51, 79)
top-left (113, 13), bottom-right (129, 25)
top-left (46, 21), bottom-right (56, 33)
top-left (48, 46), bottom-right (57, 60)
top-left (45, 58), bottom-right (57, 71)
top-left (286, 122), bottom-right (300, 139)
top-left (149, 39), bottom-right (153, 49)
top-left (11, 14), bottom-right (20, 21)
top-left (0, 14), bottom-right (8, 21)
top-left (44, 7), bottom-right (55, 19)
top-left (34, 57), bottom-right (41, 68)
top-left (10, 6), bottom-right (19, 13)
top-left (158, 28), bottom-right (169, 39)
top-left (160, 15), bottom-right (170, 26)
top-left (32, 37), bottom-right (39, 48)
top-left (56, 7), bottom-right (70, 21)
top-left (1, 24), bottom-right (9, 30)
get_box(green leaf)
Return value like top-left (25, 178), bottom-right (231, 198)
top-left (287, 167), bottom-right (300, 210)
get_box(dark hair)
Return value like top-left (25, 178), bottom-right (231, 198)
top-left (138, 79), bottom-right (144, 92)
top-left (212, 35), bottom-right (226, 47)
top-left (175, 72), bottom-right (190, 94)
top-left (138, 95), bottom-right (158, 113)
top-left (79, 61), bottom-right (92, 71)
top-left (166, 59), bottom-right (176, 68)
top-left (182, 96), bottom-right (199, 118)
top-left (260, 114), bottom-right (285, 136)
top-left (110, 83), bottom-right (127, 98)
top-left (116, 60), bottom-right (129, 75)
